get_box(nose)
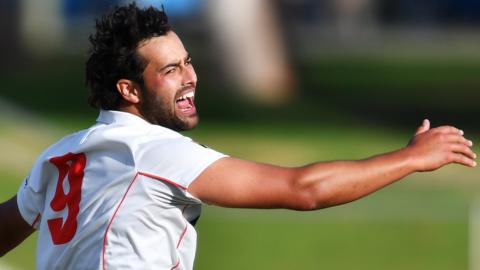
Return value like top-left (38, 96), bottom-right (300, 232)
top-left (181, 65), bottom-right (197, 87)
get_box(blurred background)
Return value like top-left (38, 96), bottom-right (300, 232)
top-left (1, 0), bottom-right (479, 269)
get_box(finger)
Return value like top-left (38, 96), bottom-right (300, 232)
top-left (449, 153), bottom-right (477, 167)
top-left (434, 125), bottom-right (463, 135)
top-left (449, 144), bottom-right (477, 160)
top-left (415, 119), bottom-right (430, 135)
top-left (443, 134), bottom-right (474, 147)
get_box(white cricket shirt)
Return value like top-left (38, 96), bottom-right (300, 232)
top-left (17, 110), bottom-right (226, 270)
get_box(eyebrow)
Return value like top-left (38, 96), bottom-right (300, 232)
top-left (159, 53), bottom-right (191, 71)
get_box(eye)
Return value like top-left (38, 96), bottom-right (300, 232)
top-left (185, 57), bottom-right (192, 66)
top-left (165, 68), bottom-right (176, 75)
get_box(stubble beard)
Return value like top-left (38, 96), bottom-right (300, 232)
top-left (140, 87), bottom-right (199, 131)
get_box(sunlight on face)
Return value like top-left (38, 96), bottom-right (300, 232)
top-left (136, 31), bottom-right (199, 131)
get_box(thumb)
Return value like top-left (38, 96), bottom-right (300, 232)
top-left (415, 119), bottom-right (430, 135)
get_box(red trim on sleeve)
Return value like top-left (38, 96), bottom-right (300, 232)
top-left (31, 213), bottom-right (41, 228)
top-left (102, 172), bottom-right (140, 270)
top-left (176, 222), bottom-right (188, 249)
top-left (170, 260), bottom-right (181, 270)
top-left (140, 172), bottom-right (190, 269)
top-left (138, 171), bottom-right (187, 190)
top-left (102, 171), bottom-right (190, 270)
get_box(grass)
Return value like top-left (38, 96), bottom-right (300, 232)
top-left (1, 53), bottom-right (479, 130)
top-left (0, 168), bottom-right (37, 270)
top-left (1, 113), bottom-right (479, 269)
top-left (0, 53), bottom-right (479, 269)
top-left (193, 172), bottom-right (475, 270)
top-left (196, 210), bottom-right (467, 270)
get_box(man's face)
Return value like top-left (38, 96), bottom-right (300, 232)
top-left (136, 31), bottom-right (198, 131)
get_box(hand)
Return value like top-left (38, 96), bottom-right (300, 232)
top-left (406, 119), bottom-right (477, 172)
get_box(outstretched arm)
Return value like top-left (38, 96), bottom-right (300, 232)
top-left (0, 195), bottom-right (35, 257)
top-left (189, 120), bottom-right (476, 210)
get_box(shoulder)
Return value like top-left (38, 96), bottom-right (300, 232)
top-left (30, 128), bottom-right (90, 165)
top-left (135, 130), bottom-right (200, 159)
top-left (135, 129), bottom-right (226, 183)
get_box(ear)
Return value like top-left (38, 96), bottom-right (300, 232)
top-left (116, 79), bottom-right (141, 104)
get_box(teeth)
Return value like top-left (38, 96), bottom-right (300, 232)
top-left (177, 92), bottom-right (195, 101)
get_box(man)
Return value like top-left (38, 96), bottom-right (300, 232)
top-left (0, 3), bottom-right (476, 270)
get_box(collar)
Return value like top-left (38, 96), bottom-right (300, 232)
top-left (96, 110), bottom-right (151, 126)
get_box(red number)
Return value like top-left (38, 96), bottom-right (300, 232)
top-left (48, 152), bottom-right (86, 245)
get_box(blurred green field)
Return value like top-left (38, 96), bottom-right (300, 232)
top-left (0, 111), bottom-right (479, 270)
top-left (1, 53), bottom-right (479, 269)
top-left (2, 52), bottom-right (480, 129)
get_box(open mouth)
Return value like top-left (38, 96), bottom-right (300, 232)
top-left (175, 91), bottom-right (196, 115)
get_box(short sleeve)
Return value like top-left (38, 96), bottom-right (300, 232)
top-left (17, 174), bottom-right (43, 229)
top-left (136, 136), bottom-right (227, 189)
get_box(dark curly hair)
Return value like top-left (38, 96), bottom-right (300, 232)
top-left (86, 2), bottom-right (171, 110)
